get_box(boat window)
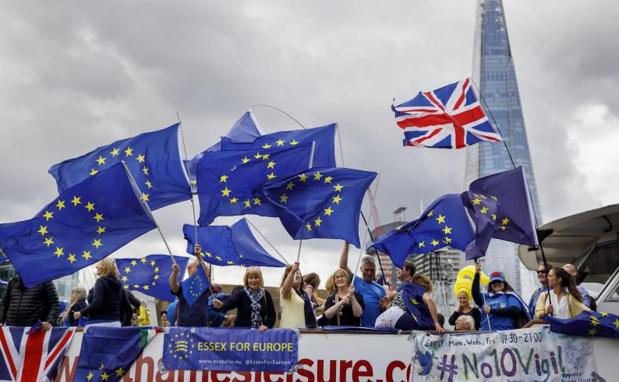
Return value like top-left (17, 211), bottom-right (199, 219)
top-left (608, 283), bottom-right (619, 302)
top-left (578, 240), bottom-right (619, 289)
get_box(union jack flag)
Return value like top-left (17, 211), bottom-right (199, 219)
top-left (392, 78), bottom-right (502, 149)
top-left (0, 325), bottom-right (75, 382)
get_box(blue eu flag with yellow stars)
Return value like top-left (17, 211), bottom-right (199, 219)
top-left (182, 262), bottom-right (210, 307)
top-left (196, 143), bottom-right (314, 225)
top-left (370, 194), bottom-right (474, 267)
top-left (183, 219), bottom-right (286, 268)
top-left (263, 168), bottom-right (377, 247)
top-left (116, 255), bottom-right (189, 302)
top-left (462, 166), bottom-right (538, 260)
top-left (48, 123), bottom-right (191, 211)
top-left (74, 326), bottom-right (154, 382)
top-left (220, 123), bottom-right (337, 169)
top-left (545, 311), bottom-right (619, 339)
top-left (0, 163), bottom-right (156, 287)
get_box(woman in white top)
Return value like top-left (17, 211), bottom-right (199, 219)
top-left (279, 262), bottom-right (317, 328)
top-left (535, 267), bottom-right (590, 319)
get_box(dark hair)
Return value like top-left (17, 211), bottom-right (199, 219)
top-left (486, 277), bottom-right (514, 293)
top-left (550, 267), bottom-right (583, 302)
top-left (437, 313), bottom-right (445, 327)
top-left (403, 259), bottom-right (416, 278)
top-left (160, 311), bottom-right (168, 318)
top-left (303, 272), bottom-right (321, 289)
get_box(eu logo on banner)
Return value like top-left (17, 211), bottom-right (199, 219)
top-left (163, 328), bottom-right (299, 372)
top-left (0, 163), bottom-right (156, 287)
top-left (116, 255), bottom-right (190, 302)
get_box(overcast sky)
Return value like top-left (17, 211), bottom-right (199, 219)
top-left (1, 0), bottom-right (618, 288)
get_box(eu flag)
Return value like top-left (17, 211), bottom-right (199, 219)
top-left (220, 123), bottom-right (337, 169)
top-left (196, 143), bottom-right (314, 225)
top-left (370, 194), bottom-right (474, 267)
top-left (0, 163), bottom-right (156, 287)
top-left (74, 327), bottom-right (155, 382)
top-left (185, 111), bottom-right (263, 182)
top-left (183, 219), bottom-right (286, 267)
top-left (182, 263), bottom-right (210, 307)
top-left (48, 123), bottom-right (191, 210)
top-left (545, 311), bottom-right (619, 339)
top-left (116, 255), bottom-right (189, 302)
top-left (263, 168), bottom-right (376, 247)
top-left (462, 166), bottom-right (538, 259)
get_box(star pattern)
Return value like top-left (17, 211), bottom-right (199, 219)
top-left (120, 255), bottom-right (161, 292)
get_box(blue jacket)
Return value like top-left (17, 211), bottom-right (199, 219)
top-left (472, 273), bottom-right (529, 331)
top-left (528, 287), bottom-right (544, 317)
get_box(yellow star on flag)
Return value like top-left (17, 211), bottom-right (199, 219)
top-left (290, 139), bottom-right (299, 145)
top-left (124, 147), bottom-right (133, 157)
top-left (324, 207), bottom-right (334, 216)
top-left (124, 267), bottom-right (131, 273)
top-left (82, 251), bottom-right (92, 260)
top-left (443, 237), bottom-right (452, 244)
top-left (121, 276), bottom-right (128, 282)
top-left (491, 214), bottom-right (497, 220)
top-left (427, 210), bottom-right (434, 217)
top-left (305, 223), bottom-right (312, 231)
top-left (230, 197), bottom-right (238, 204)
top-left (280, 194), bottom-right (288, 203)
top-left (71, 196), bottom-right (81, 206)
top-left (94, 213), bottom-right (104, 222)
top-left (471, 198), bottom-right (482, 205)
top-left (54, 247), bottom-right (64, 257)
top-left (314, 217), bottom-right (322, 227)
top-left (96, 156), bottom-right (106, 166)
top-left (334, 184), bottom-right (343, 192)
top-left (89, 168), bottom-right (99, 176)
top-left (501, 217), bottom-right (510, 226)
top-left (267, 172), bottom-right (276, 180)
top-left (67, 254), bottom-right (77, 264)
top-left (92, 239), bottom-right (102, 248)
top-left (140, 257), bottom-right (147, 264)
top-left (115, 368), bottom-right (125, 378)
top-left (140, 193), bottom-right (150, 202)
top-left (43, 211), bottom-right (54, 221)
top-left (110, 148), bottom-right (120, 157)
top-left (131, 260), bottom-right (137, 266)
top-left (262, 154), bottom-right (270, 160)
top-left (143, 285), bottom-right (150, 290)
top-left (244, 200), bottom-right (251, 208)
top-left (97, 226), bottom-right (106, 234)
top-left (44, 237), bottom-right (54, 247)
top-left (298, 174), bottom-right (308, 183)
top-left (436, 214), bottom-right (446, 224)
top-left (480, 206), bottom-right (488, 214)
top-left (418, 241), bottom-right (425, 248)
top-left (101, 372), bottom-right (110, 381)
top-left (324, 176), bottom-right (333, 183)
top-left (150, 260), bottom-right (156, 266)
top-left (431, 239), bottom-right (439, 246)
top-left (241, 156), bottom-right (250, 164)
top-left (262, 143), bottom-right (271, 149)
top-left (145, 180), bottom-right (152, 189)
top-left (332, 195), bottom-right (343, 204)
top-left (442, 226), bottom-right (452, 235)
top-left (254, 152), bottom-right (262, 159)
top-left (253, 197), bottom-right (261, 205)
top-left (56, 200), bottom-right (66, 210)
top-left (220, 175), bottom-right (228, 183)
top-left (38, 225), bottom-right (48, 236)
top-left (85, 202), bottom-right (95, 212)
top-left (142, 167), bottom-right (149, 175)
top-left (136, 154), bottom-right (145, 163)
top-left (614, 319), bottom-right (619, 328)
top-left (267, 161), bottom-right (276, 169)
top-left (276, 139), bottom-right (285, 146)
top-left (86, 372), bottom-right (94, 381)
top-left (313, 172), bottom-right (322, 181)
top-left (588, 329), bottom-right (597, 336)
top-left (221, 187), bottom-right (231, 197)
top-left (286, 181), bottom-right (295, 190)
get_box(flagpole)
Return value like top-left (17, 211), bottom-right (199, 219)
top-left (360, 212), bottom-right (388, 285)
top-left (351, 222), bottom-right (371, 285)
top-left (120, 161), bottom-right (178, 266)
top-left (295, 239), bottom-right (303, 263)
top-left (250, 104), bottom-right (307, 129)
top-left (246, 219), bottom-right (290, 265)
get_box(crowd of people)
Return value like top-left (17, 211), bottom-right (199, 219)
top-left (0, 241), bottom-right (596, 332)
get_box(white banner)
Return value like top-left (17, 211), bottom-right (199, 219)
top-left (410, 326), bottom-right (598, 382)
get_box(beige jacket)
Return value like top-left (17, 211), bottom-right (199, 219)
top-left (534, 291), bottom-right (590, 319)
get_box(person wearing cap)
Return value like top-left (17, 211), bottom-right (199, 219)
top-left (472, 263), bottom-right (530, 331)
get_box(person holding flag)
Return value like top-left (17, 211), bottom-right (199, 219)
top-left (169, 244), bottom-right (210, 327)
top-left (534, 267), bottom-right (590, 320)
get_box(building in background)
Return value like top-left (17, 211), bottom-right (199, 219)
top-left (465, 0), bottom-right (542, 296)
top-left (366, 207), bottom-right (408, 288)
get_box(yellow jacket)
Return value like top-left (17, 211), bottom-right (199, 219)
top-left (534, 291), bottom-right (590, 319)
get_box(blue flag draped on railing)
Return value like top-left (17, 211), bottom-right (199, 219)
top-left (116, 255), bottom-right (189, 302)
top-left (74, 327), bottom-right (155, 382)
top-left (185, 111), bottom-right (263, 182)
top-left (196, 143), bottom-right (314, 225)
top-left (221, 123), bottom-right (337, 169)
top-left (0, 163), bottom-right (156, 287)
top-left (48, 123), bottom-right (191, 210)
top-left (370, 194), bottom-right (474, 267)
top-left (462, 166), bottom-right (538, 260)
top-left (263, 168), bottom-right (376, 247)
top-left (544, 311), bottom-right (619, 339)
top-left (181, 264), bottom-right (210, 307)
top-left (183, 219), bottom-right (286, 267)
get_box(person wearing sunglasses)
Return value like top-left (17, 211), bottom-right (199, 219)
top-left (527, 263), bottom-right (549, 317)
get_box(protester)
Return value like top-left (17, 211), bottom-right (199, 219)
top-left (121, 289), bottom-right (141, 326)
top-left (449, 290), bottom-right (482, 330)
top-left (166, 300), bottom-right (178, 326)
top-left (455, 315), bottom-right (476, 331)
top-left (411, 274), bottom-right (444, 332)
top-left (528, 263), bottom-right (549, 317)
top-left (472, 263), bottom-right (530, 331)
top-left (280, 262), bottom-right (317, 329)
top-left (213, 267), bottom-right (276, 331)
top-left (562, 263), bottom-right (595, 310)
top-left (74, 258), bottom-right (130, 328)
top-left (303, 272), bottom-right (326, 317)
top-left (375, 260), bottom-right (439, 331)
top-left (339, 242), bottom-right (386, 327)
top-left (160, 311), bottom-right (171, 327)
top-left (321, 268), bottom-right (364, 326)
top-left (0, 274), bottom-right (60, 329)
top-left (169, 244), bottom-right (211, 327)
top-left (60, 287), bottom-right (88, 327)
top-left (535, 267), bottom-right (591, 319)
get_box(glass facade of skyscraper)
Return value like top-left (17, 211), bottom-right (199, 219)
top-left (465, 0), bottom-right (542, 295)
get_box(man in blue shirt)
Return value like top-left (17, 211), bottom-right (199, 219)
top-left (339, 242), bottom-right (386, 327)
top-left (527, 263), bottom-right (548, 317)
top-left (169, 244), bottom-right (210, 327)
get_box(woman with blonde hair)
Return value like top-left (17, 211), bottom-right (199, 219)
top-left (535, 267), bottom-right (590, 319)
top-left (321, 268), bottom-right (364, 326)
top-left (74, 258), bottom-right (130, 328)
top-left (213, 267), bottom-right (276, 331)
top-left (448, 290), bottom-right (481, 330)
top-left (279, 262), bottom-right (317, 329)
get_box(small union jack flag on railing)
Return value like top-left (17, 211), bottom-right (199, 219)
top-left (392, 78), bottom-right (502, 149)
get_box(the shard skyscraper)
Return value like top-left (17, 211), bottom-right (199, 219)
top-left (465, 0), bottom-right (542, 295)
